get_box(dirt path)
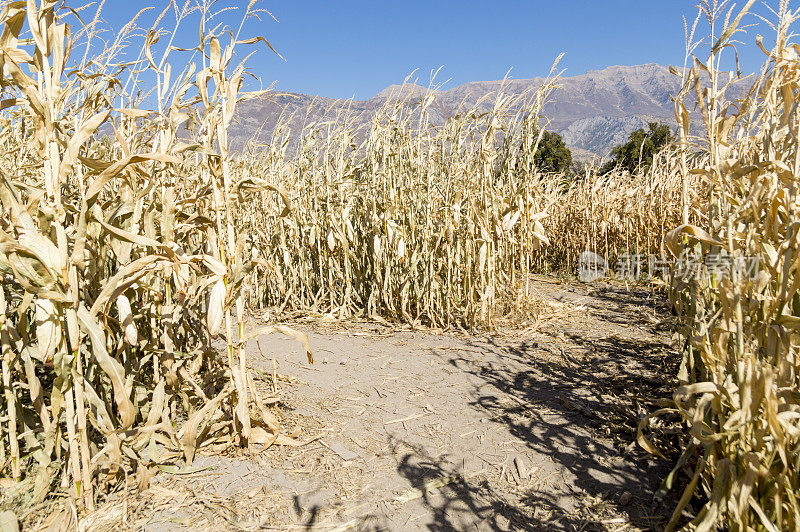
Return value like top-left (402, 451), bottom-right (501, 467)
top-left (91, 280), bottom-right (681, 531)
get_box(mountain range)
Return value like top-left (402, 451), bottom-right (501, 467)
top-left (232, 63), bottom-right (686, 160)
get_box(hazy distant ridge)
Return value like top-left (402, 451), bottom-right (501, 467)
top-left (233, 63), bottom-right (681, 159)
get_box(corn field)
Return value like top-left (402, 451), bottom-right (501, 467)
top-left (1, 0), bottom-right (799, 530)
top-left (240, 83), bottom-right (700, 328)
top-left (637, 1), bottom-right (800, 529)
top-left (0, 0), bottom-right (311, 516)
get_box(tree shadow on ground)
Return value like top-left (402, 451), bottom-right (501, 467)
top-left (546, 283), bottom-right (673, 331)
top-left (388, 435), bottom-right (588, 531)
top-left (409, 286), bottom-right (683, 530)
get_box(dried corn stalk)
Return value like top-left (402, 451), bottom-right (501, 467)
top-left (640, 2), bottom-right (800, 529)
top-left (240, 67), bottom-right (695, 328)
top-left (0, 1), bottom-right (311, 516)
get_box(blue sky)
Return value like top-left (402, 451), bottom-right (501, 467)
top-left (98, 1), bottom-right (789, 100)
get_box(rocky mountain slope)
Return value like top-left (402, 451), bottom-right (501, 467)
top-left (233, 63), bottom-right (684, 160)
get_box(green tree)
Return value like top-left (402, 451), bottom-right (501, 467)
top-left (533, 129), bottom-right (572, 174)
top-left (600, 122), bottom-right (674, 175)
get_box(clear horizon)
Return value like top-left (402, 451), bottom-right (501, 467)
top-left (99, 1), bottom-right (795, 100)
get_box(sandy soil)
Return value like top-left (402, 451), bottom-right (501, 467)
top-left (85, 279), bottom-right (683, 531)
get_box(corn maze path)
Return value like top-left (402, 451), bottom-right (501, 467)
top-left (87, 279), bottom-right (682, 531)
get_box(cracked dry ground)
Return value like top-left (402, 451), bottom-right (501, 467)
top-left (89, 279), bottom-right (684, 531)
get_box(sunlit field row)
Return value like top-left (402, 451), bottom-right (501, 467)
top-left (0, 0), bottom-right (798, 529)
